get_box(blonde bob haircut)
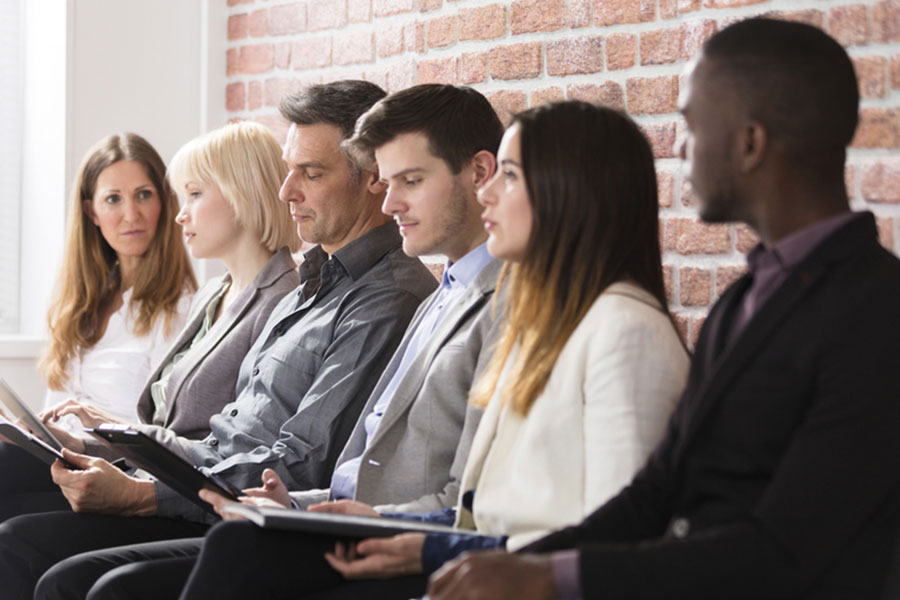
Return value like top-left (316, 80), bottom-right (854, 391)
top-left (167, 121), bottom-right (300, 253)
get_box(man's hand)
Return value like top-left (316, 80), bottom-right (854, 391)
top-left (50, 448), bottom-right (157, 516)
top-left (198, 468), bottom-right (292, 521)
top-left (308, 499), bottom-right (380, 517)
top-left (428, 551), bottom-right (557, 600)
top-left (41, 398), bottom-right (125, 430)
top-left (324, 533), bottom-right (425, 579)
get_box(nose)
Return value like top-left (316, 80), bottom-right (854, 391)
top-left (381, 185), bottom-right (405, 217)
top-left (175, 203), bottom-right (188, 225)
top-left (122, 197), bottom-right (140, 222)
top-left (476, 173), bottom-right (500, 207)
top-left (279, 171), bottom-right (300, 204)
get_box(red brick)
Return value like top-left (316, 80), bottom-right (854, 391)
top-left (854, 56), bottom-right (887, 99)
top-left (828, 4), bottom-right (869, 46)
top-left (226, 82), bottom-right (246, 111)
top-left (680, 19), bottom-right (717, 61)
top-left (228, 14), bottom-right (248, 40)
top-left (247, 81), bottom-right (261, 110)
top-left (334, 32), bottom-right (374, 65)
top-left (673, 313), bottom-right (689, 346)
top-left (275, 43), bottom-right (292, 69)
top-left (716, 265), bottom-right (746, 296)
top-left (458, 5), bottom-right (507, 41)
top-left (568, 0), bottom-right (592, 27)
top-left (349, 0), bottom-right (372, 22)
top-left (418, 57), bottom-right (458, 84)
top-left (735, 223), bottom-right (759, 253)
top-left (428, 15), bottom-right (456, 48)
top-left (892, 55), bottom-right (900, 89)
top-left (373, 0), bottom-right (414, 17)
top-left (679, 267), bottom-right (711, 306)
top-left (876, 216), bottom-right (895, 250)
top-left (679, 175), bottom-right (695, 207)
top-left (376, 24), bottom-right (405, 57)
top-left (264, 78), bottom-right (300, 107)
top-left (547, 37), bottom-right (604, 76)
top-left (363, 68), bottom-right (389, 91)
top-left (530, 86), bottom-right (565, 107)
top-left (226, 48), bottom-right (238, 76)
top-left (607, 33), bottom-right (636, 70)
top-left (642, 122), bottom-right (677, 159)
top-left (228, 0), bottom-right (253, 5)
top-left (627, 76), bottom-right (679, 115)
top-left (309, 0), bottom-right (347, 31)
top-left (269, 3), bottom-right (307, 35)
top-left (404, 22), bottom-right (416, 52)
top-left (664, 218), bottom-right (730, 254)
top-left (387, 59), bottom-right (417, 92)
top-left (873, 0), bottom-right (900, 42)
top-left (845, 164), bottom-right (856, 199)
top-left (239, 44), bottom-right (276, 74)
top-left (416, 22), bottom-right (426, 53)
top-left (852, 108), bottom-right (900, 148)
top-left (292, 37), bottom-right (332, 71)
top-left (489, 43), bottom-right (542, 80)
top-left (660, 0), bottom-right (677, 19)
top-left (487, 90), bottom-right (528, 126)
top-left (255, 113), bottom-right (291, 145)
top-left (663, 264), bottom-right (674, 303)
top-left (678, 0), bottom-right (701, 13)
top-left (641, 27), bottom-right (680, 66)
top-left (594, 0), bottom-right (654, 26)
top-left (862, 158), bottom-right (900, 202)
top-left (657, 168), bottom-right (675, 208)
top-left (249, 9), bottom-right (267, 37)
top-left (566, 82), bottom-right (625, 111)
top-left (511, 0), bottom-right (566, 34)
top-left (765, 9), bottom-right (825, 28)
top-left (421, 0), bottom-right (442, 11)
top-left (460, 52), bottom-right (488, 84)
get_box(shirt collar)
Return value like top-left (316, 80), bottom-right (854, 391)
top-left (441, 243), bottom-right (493, 291)
top-left (298, 222), bottom-right (403, 284)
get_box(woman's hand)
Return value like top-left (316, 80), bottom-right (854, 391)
top-left (308, 499), bottom-right (380, 517)
top-left (40, 398), bottom-right (125, 430)
top-left (323, 533), bottom-right (425, 579)
top-left (198, 468), bottom-right (292, 521)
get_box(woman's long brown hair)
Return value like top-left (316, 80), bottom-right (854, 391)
top-left (39, 133), bottom-right (196, 390)
top-left (472, 102), bottom-right (678, 416)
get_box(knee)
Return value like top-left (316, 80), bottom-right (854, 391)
top-left (34, 558), bottom-right (84, 600)
top-left (86, 566), bottom-right (137, 600)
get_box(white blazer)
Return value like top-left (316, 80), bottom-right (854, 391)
top-left (455, 281), bottom-right (689, 550)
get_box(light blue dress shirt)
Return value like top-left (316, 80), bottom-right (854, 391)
top-left (330, 243), bottom-right (493, 500)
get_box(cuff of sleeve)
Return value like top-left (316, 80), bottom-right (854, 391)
top-left (551, 549), bottom-right (582, 600)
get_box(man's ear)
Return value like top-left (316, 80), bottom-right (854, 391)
top-left (739, 121), bottom-right (767, 173)
top-left (365, 169), bottom-right (387, 195)
top-left (469, 150), bottom-right (497, 189)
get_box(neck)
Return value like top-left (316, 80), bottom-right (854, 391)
top-left (321, 204), bottom-right (392, 258)
top-left (445, 229), bottom-right (488, 264)
top-left (219, 233), bottom-right (274, 292)
top-left (117, 255), bottom-right (140, 290)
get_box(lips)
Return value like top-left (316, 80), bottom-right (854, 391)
top-left (121, 229), bottom-right (146, 237)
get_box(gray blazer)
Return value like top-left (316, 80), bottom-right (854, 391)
top-left (135, 247), bottom-right (299, 439)
top-left (292, 258), bottom-right (503, 514)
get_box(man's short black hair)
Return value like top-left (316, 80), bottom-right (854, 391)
top-left (346, 84), bottom-right (505, 174)
top-left (279, 80), bottom-right (387, 139)
top-left (702, 17), bottom-right (859, 171)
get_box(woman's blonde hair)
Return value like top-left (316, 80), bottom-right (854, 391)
top-left (40, 133), bottom-right (197, 390)
top-left (471, 102), bottom-right (679, 416)
top-left (167, 121), bottom-right (300, 253)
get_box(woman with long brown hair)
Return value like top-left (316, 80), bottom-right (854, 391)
top-left (40, 133), bottom-right (196, 422)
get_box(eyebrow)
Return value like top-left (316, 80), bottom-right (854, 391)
top-left (500, 159), bottom-right (522, 168)
top-left (386, 167), bottom-right (425, 180)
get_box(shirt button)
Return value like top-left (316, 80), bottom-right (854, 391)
top-left (671, 517), bottom-right (690, 538)
top-left (252, 368), bottom-right (260, 376)
top-left (230, 409), bottom-right (238, 417)
top-left (209, 439), bottom-right (219, 447)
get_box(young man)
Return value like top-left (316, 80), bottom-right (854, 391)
top-left (428, 18), bottom-right (900, 600)
top-left (34, 85), bottom-right (508, 600)
top-left (0, 80), bottom-right (438, 600)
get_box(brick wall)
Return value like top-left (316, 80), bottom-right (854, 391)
top-left (224, 0), bottom-right (900, 347)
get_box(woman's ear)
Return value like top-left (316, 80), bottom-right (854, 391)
top-left (470, 150), bottom-right (497, 189)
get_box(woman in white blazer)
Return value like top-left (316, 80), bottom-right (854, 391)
top-left (283, 101), bottom-right (690, 599)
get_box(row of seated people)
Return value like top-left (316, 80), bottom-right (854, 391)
top-left (0, 17), bottom-right (898, 600)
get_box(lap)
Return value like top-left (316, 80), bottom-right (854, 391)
top-left (0, 442), bottom-right (68, 522)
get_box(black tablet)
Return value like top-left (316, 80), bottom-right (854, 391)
top-left (0, 377), bottom-right (65, 451)
top-left (89, 424), bottom-right (241, 515)
top-left (223, 504), bottom-right (460, 538)
top-left (0, 419), bottom-right (77, 469)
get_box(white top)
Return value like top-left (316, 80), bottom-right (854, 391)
top-left (456, 281), bottom-right (690, 550)
top-left (43, 287), bottom-right (192, 423)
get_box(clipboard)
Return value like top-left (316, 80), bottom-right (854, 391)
top-left (88, 424), bottom-right (242, 515)
top-left (0, 377), bottom-right (65, 451)
top-left (222, 504), bottom-right (460, 538)
top-left (0, 419), bottom-right (77, 468)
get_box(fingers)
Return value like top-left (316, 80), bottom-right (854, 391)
top-left (198, 489), bottom-right (235, 519)
top-left (261, 468), bottom-right (282, 489)
top-left (60, 447), bottom-right (93, 469)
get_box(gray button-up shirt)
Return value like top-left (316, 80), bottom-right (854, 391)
top-left (149, 222), bottom-right (437, 521)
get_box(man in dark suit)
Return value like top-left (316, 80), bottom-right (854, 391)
top-left (428, 17), bottom-right (900, 600)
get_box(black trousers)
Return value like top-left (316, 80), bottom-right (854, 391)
top-left (178, 520), bottom-right (428, 600)
top-left (0, 442), bottom-right (70, 522)
top-left (0, 510), bottom-right (208, 600)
